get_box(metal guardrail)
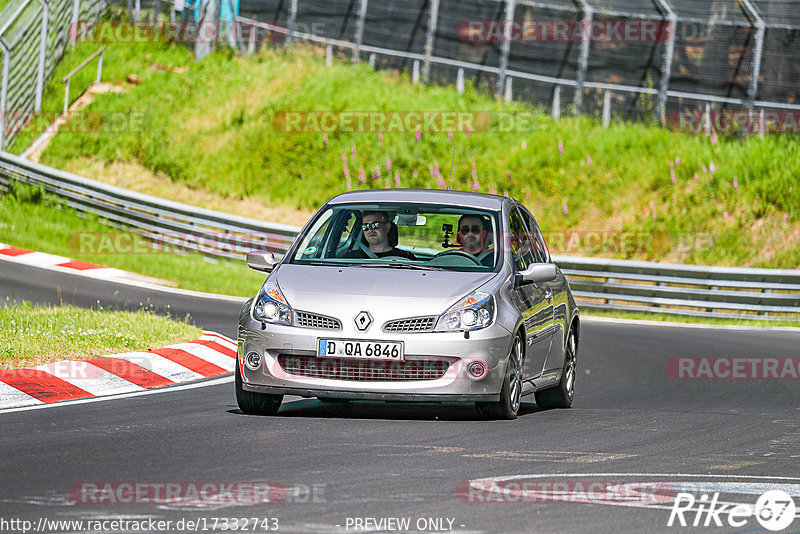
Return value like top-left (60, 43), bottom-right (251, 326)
top-left (0, 150), bottom-right (301, 258)
top-left (1, 150), bottom-right (799, 321)
top-left (0, 0), bottom-right (107, 149)
top-left (551, 256), bottom-right (800, 322)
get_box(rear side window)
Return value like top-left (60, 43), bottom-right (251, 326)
top-left (520, 207), bottom-right (549, 263)
top-left (509, 208), bottom-right (535, 271)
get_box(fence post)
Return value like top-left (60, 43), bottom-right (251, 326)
top-left (412, 59), bottom-right (420, 84)
top-left (574, 0), bottom-right (593, 114)
top-left (703, 103), bottom-right (711, 135)
top-left (351, 0), bottom-right (368, 62)
top-left (758, 109), bottom-right (765, 137)
top-left (497, 0), bottom-right (515, 98)
top-left (504, 76), bottom-right (512, 102)
top-left (368, 53), bottom-right (375, 68)
top-left (248, 22), bottom-right (256, 55)
top-left (96, 48), bottom-right (103, 85)
top-left (0, 40), bottom-right (9, 149)
top-left (422, 0), bottom-right (440, 82)
top-left (602, 91), bottom-right (611, 127)
top-left (63, 78), bottom-right (70, 114)
top-left (285, 0), bottom-right (298, 46)
top-left (194, 0), bottom-right (219, 61)
top-left (135, 0), bottom-right (141, 22)
top-left (740, 0), bottom-right (765, 114)
top-left (326, 44), bottom-right (332, 67)
top-left (70, 0), bottom-right (80, 45)
top-left (552, 85), bottom-right (561, 120)
top-left (654, 0), bottom-right (676, 121)
top-left (35, 0), bottom-right (49, 114)
top-left (456, 68), bottom-right (464, 94)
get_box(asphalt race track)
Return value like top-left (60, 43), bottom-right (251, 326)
top-left (2, 262), bottom-right (800, 534)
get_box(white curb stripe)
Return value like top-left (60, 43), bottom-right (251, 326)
top-left (32, 361), bottom-right (145, 396)
top-left (0, 382), bottom-right (42, 409)
top-left (200, 334), bottom-right (238, 351)
top-left (170, 343), bottom-right (236, 372)
top-left (112, 352), bottom-right (204, 383)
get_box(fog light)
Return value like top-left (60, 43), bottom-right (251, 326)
top-left (245, 351), bottom-right (262, 371)
top-left (467, 360), bottom-right (488, 380)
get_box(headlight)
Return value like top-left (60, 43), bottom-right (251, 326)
top-left (436, 291), bottom-right (494, 332)
top-left (252, 281), bottom-right (293, 326)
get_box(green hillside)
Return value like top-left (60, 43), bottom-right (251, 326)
top-left (12, 36), bottom-right (800, 269)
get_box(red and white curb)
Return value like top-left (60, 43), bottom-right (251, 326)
top-left (0, 242), bottom-right (174, 286)
top-left (0, 331), bottom-right (237, 410)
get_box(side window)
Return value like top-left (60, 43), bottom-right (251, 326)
top-left (509, 208), bottom-right (535, 271)
top-left (521, 208), bottom-right (548, 263)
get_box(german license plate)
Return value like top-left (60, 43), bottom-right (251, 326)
top-left (317, 339), bottom-right (404, 361)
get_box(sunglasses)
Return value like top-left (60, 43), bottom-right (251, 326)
top-left (361, 221), bottom-right (385, 231)
top-left (459, 225), bottom-right (484, 234)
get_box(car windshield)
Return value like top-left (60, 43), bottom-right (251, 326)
top-left (289, 202), bottom-right (500, 272)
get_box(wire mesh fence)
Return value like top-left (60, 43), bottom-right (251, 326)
top-left (2, 0), bottom-right (798, 150)
top-left (232, 0), bottom-right (800, 132)
top-left (0, 0), bottom-right (107, 148)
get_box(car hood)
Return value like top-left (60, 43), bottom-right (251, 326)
top-left (273, 264), bottom-right (498, 329)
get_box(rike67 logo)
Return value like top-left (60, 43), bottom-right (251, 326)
top-left (668, 490), bottom-right (796, 531)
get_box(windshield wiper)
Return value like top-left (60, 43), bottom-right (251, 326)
top-left (300, 261), bottom-right (357, 267)
top-left (353, 262), bottom-right (444, 271)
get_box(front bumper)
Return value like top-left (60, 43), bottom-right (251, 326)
top-left (237, 315), bottom-right (514, 402)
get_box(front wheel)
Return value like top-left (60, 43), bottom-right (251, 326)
top-left (535, 326), bottom-right (576, 409)
top-left (235, 362), bottom-right (283, 415)
top-left (476, 334), bottom-right (523, 420)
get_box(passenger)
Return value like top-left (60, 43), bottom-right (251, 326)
top-left (348, 211), bottom-right (416, 260)
top-left (457, 214), bottom-right (494, 267)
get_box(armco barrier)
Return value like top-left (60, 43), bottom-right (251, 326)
top-left (0, 150), bottom-right (301, 258)
top-left (1, 150), bottom-right (799, 322)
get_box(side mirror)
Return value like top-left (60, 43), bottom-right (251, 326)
top-left (247, 251), bottom-right (278, 273)
top-left (517, 263), bottom-right (557, 286)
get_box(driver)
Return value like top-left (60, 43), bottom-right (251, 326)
top-left (347, 211), bottom-right (416, 260)
top-left (457, 214), bottom-right (494, 267)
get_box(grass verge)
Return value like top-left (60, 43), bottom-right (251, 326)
top-left (0, 299), bottom-right (203, 369)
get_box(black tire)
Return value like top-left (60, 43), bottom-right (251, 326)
top-left (476, 334), bottom-right (523, 420)
top-left (535, 326), bottom-right (577, 409)
top-left (235, 362), bottom-right (283, 415)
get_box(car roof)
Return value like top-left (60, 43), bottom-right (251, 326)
top-left (326, 189), bottom-right (509, 210)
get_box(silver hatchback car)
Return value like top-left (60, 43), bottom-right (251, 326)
top-left (236, 189), bottom-right (579, 419)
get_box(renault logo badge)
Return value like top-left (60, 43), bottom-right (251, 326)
top-left (354, 311), bottom-right (373, 331)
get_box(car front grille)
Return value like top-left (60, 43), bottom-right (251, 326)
top-left (277, 355), bottom-right (450, 381)
top-left (295, 311), bottom-right (341, 330)
top-left (383, 316), bottom-right (437, 333)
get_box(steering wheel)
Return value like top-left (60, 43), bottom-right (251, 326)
top-left (433, 250), bottom-right (481, 265)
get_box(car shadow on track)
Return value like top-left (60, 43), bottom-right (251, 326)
top-left (228, 399), bottom-right (547, 421)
